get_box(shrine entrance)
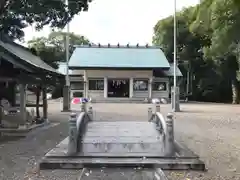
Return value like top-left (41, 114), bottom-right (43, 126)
top-left (107, 79), bottom-right (129, 98)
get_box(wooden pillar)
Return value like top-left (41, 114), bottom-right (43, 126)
top-left (148, 77), bottom-right (153, 99)
top-left (7, 81), bottom-right (16, 106)
top-left (42, 86), bottom-right (48, 122)
top-left (104, 77), bottom-right (108, 98)
top-left (35, 85), bottom-right (41, 120)
top-left (129, 78), bottom-right (133, 98)
top-left (19, 83), bottom-right (26, 126)
top-left (12, 82), bottom-right (17, 106)
top-left (0, 106), bottom-right (3, 126)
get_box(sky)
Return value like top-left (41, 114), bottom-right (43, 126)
top-left (22, 0), bottom-right (199, 46)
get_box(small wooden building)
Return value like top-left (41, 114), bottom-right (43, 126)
top-left (67, 44), bottom-right (182, 102)
top-left (0, 34), bottom-right (63, 128)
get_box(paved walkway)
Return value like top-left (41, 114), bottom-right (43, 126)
top-left (0, 102), bottom-right (239, 179)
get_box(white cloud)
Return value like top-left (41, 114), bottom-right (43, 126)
top-left (22, 0), bottom-right (199, 45)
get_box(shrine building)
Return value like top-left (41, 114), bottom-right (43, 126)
top-left (67, 44), bottom-right (182, 102)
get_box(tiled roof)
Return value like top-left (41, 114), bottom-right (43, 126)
top-left (69, 44), bottom-right (170, 68)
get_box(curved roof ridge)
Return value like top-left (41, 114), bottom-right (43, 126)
top-left (74, 44), bottom-right (162, 49)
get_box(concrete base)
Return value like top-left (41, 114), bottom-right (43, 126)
top-left (43, 118), bottom-right (49, 124)
top-left (171, 86), bottom-right (180, 112)
top-left (172, 102), bottom-right (180, 112)
top-left (39, 140), bottom-right (205, 170)
top-left (61, 109), bottom-right (72, 112)
top-left (0, 122), bottom-right (49, 137)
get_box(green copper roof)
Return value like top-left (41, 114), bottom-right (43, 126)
top-left (163, 63), bottom-right (182, 76)
top-left (69, 45), bottom-right (170, 69)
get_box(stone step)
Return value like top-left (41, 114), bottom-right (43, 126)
top-left (91, 98), bottom-right (149, 103)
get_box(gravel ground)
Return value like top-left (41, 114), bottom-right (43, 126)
top-left (0, 102), bottom-right (239, 179)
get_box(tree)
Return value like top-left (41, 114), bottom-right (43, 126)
top-left (28, 31), bottom-right (90, 68)
top-left (153, 7), bottom-right (204, 64)
top-left (192, 0), bottom-right (240, 103)
top-left (28, 31), bottom-right (90, 104)
top-left (0, 0), bottom-right (92, 39)
top-left (153, 7), bottom-right (209, 99)
top-left (152, 5), bottom-right (234, 103)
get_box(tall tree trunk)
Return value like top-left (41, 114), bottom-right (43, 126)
top-left (232, 78), bottom-right (239, 104)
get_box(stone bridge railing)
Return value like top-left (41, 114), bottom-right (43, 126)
top-left (67, 102), bottom-right (175, 156)
top-left (67, 103), bottom-right (93, 155)
top-left (148, 103), bottom-right (175, 156)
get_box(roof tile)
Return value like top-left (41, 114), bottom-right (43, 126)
top-left (69, 45), bottom-right (170, 68)
top-left (0, 37), bottom-right (62, 74)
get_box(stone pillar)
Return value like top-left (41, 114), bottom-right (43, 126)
top-left (148, 107), bottom-right (152, 122)
top-left (104, 77), bottom-right (108, 98)
top-left (68, 113), bottom-right (78, 155)
top-left (42, 86), bottom-right (48, 123)
top-left (19, 83), bottom-right (26, 125)
top-left (129, 77), bottom-right (133, 98)
top-left (83, 70), bottom-right (88, 98)
top-left (165, 113), bottom-right (175, 156)
top-left (148, 77), bottom-right (153, 99)
top-left (153, 102), bottom-right (160, 123)
top-left (80, 103), bottom-right (86, 112)
top-left (155, 103), bottom-right (160, 113)
top-left (62, 85), bottom-right (70, 112)
top-left (171, 86), bottom-right (180, 112)
top-left (88, 106), bottom-right (93, 121)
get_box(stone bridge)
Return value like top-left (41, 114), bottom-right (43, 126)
top-left (39, 102), bottom-right (205, 179)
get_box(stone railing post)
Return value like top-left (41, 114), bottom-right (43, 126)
top-left (165, 113), bottom-right (175, 156)
top-left (148, 107), bottom-right (152, 121)
top-left (88, 106), bottom-right (93, 121)
top-left (80, 103), bottom-right (86, 112)
top-left (155, 103), bottom-right (160, 113)
top-left (154, 102), bottom-right (160, 123)
top-left (68, 113), bottom-right (78, 155)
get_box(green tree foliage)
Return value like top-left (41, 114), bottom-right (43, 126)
top-left (28, 31), bottom-right (90, 99)
top-left (197, 0), bottom-right (240, 103)
top-left (27, 31), bottom-right (90, 68)
top-left (153, 1), bottom-right (240, 103)
top-left (0, 0), bottom-right (91, 39)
